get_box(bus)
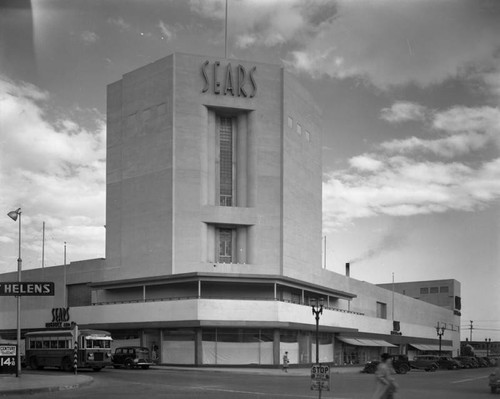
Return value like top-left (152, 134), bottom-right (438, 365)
top-left (25, 329), bottom-right (112, 372)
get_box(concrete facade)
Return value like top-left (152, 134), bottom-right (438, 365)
top-left (0, 53), bottom-right (461, 366)
top-left (104, 53), bottom-right (322, 282)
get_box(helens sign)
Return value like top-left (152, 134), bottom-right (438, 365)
top-left (0, 282), bottom-right (55, 296)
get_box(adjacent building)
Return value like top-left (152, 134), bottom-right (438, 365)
top-left (0, 53), bottom-right (461, 366)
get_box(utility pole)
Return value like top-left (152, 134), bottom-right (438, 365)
top-left (469, 320), bottom-right (473, 341)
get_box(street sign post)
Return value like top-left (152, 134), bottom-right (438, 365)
top-left (0, 282), bottom-right (54, 296)
top-left (311, 364), bottom-right (330, 397)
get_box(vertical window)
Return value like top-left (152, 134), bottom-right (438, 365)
top-left (376, 302), bottom-right (387, 319)
top-left (219, 117), bottom-right (233, 206)
top-left (296, 123), bottom-right (302, 135)
top-left (288, 116), bottom-right (293, 129)
top-left (218, 228), bottom-right (234, 263)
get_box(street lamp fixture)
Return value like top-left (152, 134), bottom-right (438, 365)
top-left (436, 324), bottom-right (445, 357)
top-left (7, 208), bottom-right (22, 377)
top-left (311, 298), bottom-right (324, 364)
top-left (485, 338), bottom-right (491, 357)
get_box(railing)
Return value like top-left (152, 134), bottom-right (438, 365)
top-left (91, 296), bottom-right (364, 315)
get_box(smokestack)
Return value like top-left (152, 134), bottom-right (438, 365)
top-left (345, 262), bottom-right (350, 277)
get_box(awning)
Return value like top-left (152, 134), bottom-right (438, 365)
top-left (368, 339), bottom-right (397, 347)
top-left (410, 344), bottom-right (454, 351)
top-left (338, 337), bottom-right (396, 347)
top-left (337, 337), bottom-right (362, 346)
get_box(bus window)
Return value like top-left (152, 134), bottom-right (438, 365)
top-left (43, 340), bottom-right (50, 349)
top-left (35, 340), bottom-right (42, 349)
top-left (51, 340), bottom-right (58, 349)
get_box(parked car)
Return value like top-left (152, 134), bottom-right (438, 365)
top-left (112, 346), bottom-right (154, 369)
top-left (477, 357), bottom-right (490, 367)
top-left (409, 355), bottom-right (439, 371)
top-left (483, 357), bottom-right (496, 367)
top-left (362, 354), bottom-right (411, 374)
top-left (454, 356), bottom-right (479, 368)
top-left (489, 366), bottom-right (500, 393)
top-left (437, 356), bottom-right (461, 370)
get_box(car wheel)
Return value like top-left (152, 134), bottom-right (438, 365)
top-left (430, 364), bottom-right (438, 372)
top-left (29, 356), bottom-right (38, 370)
top-left (397, 364), bottom-right (410, 374)
top-left (125, 359), bottom-right (134, 369)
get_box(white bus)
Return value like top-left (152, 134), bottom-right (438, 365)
top-left (25, 329), bottom-right (112, 371)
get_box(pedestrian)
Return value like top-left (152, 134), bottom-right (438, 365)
top-left (282, 351), bottom-right (289, 372)
top-left (371, 353), bottom-right (398, 399)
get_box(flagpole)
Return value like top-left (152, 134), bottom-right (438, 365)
top-left (41, 222), bottom-right (45, 280)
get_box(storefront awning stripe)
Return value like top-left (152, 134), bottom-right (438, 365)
top-left (355, 339), bottom-right (396, 347)
top-left (410, 344), bottom-right (453, 351)
top-left (368, 339), bottom-right (397, 347)
top-left (337, 337), bottom-right (396, 347)
top-left (337, 337), bottom-right (363, 346)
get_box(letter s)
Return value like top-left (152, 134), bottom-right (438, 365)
top-left (249, 66), bottom-right (257, 98)
top-left (201, 60), bottom-right (209, 93)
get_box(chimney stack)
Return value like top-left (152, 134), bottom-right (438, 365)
top-left (345, 262), bottom-right (350, 277)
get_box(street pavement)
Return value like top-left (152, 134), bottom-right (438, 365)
top-left (0, 365), bottom-right (363, 395)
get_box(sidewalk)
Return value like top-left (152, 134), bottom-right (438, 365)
top-left (156, 364), bottom-right (364, 376)
top-left (0, 372), bottom-right (93, 396)
top-left (0, 365), bottom-right (362, 395)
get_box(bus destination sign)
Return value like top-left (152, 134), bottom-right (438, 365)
top-left (0, 282), bottom-right (55, 296)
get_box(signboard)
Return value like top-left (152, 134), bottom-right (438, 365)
top-left (0, 345), bottom-right (16, 374)
top-left (46, 307), bottom-right (72, 328)
top-left (0, 282), bottom-right (54, 296)
top-left (310, 364), bottom-right (330, 391)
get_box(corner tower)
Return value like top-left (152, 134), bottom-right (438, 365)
top-left (105, 53), bottom-right (322, 282)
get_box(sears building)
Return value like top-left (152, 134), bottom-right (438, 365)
top-left (0, 53), bottom-right (461, 366)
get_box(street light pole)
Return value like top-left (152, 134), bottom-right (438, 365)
top-left (436, 324), bottom-right (445, 357)
top-left (485, 338), bottom-right (491, 357)
top-left (7, 208), bottom-right (22, 377)
top-left (311, 298), bottom-right (324, 364)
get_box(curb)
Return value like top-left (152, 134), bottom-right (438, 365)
top-left (0, 376), bottom-right (93, 396)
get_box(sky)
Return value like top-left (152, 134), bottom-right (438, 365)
top-left (0, 0), bottom-right (499, 341)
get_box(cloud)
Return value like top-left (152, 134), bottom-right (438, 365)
top-left (349, 155), bottom-right (384, 172)
top-left (284, 0), bottom-right (500, 92)
top-left (432, 106), bottom-right (500, 134)
top-left (324, 103), bottom-right (500, 230)
top-left (188, 1), bottom-right (500, 98)
top-left (190, 0), bottom-right (336, 49)
top-left (0, 76), bottom-right (105, 272)
top-left (80, 31), bottom-right (99, 44)
top-left (107, 17), bottom-right (131, 31)
top-left (158, 20), bottom-right (175, 41)
top-left (379, 104), bottom-right (500, 158)
top-left (323, 155), bottom-right (500, 231)
top-left (380, 133), bottom-right (490, 158)
top-left (380, 102), bottom-right (427, 123)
